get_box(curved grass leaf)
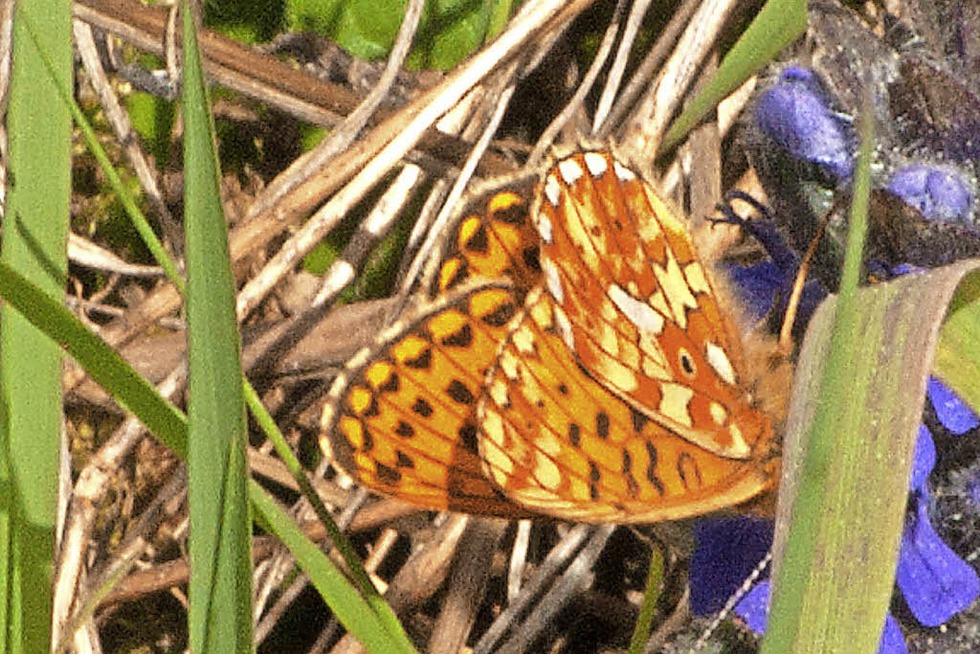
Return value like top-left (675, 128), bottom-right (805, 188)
top-left (934, 271), bottom-right (980, 413)
top-left (661, 0), bottom-right (806, 153)
top-left (764, 104), bottom-right (980, 652)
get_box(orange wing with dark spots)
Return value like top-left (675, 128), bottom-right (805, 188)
top-left (477, 287), bottom-right (776, 523)
top-left (322, 181), bottom-right (540, 516)
top-left (426, 179), bottom-right (539, 297)
top-left (323, 281), bottom-right (532, 516)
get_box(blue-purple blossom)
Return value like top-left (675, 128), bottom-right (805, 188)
top-left (754, 66), bottom-right (854, 183)
top-left (896, 489), bottom-right (980, 627)
top-left (690, 411), bottom-right (980, 652)
top-left (897, 419), bottom-right (980, 628)
top-left (699, 183), bottom-right (980, 652)
top-left (730, 581), bottom-right (908, 654)
top-left (928, 378), bottom-right (980, 435)
top-left (726, 260), bottom-right (825, 327)
top-left (909, 424), bottom-right (936, 493)
top-left (726, 261), bottom-right (787, 320)
top-left (689, 516), bottom-right (772, 615)
top-left (887, 164), bottom-right (975, 224)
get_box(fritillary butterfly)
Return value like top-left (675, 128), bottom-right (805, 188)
top-left (321, 151), bottom-right (780, 523)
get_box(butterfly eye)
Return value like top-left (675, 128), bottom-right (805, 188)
top-left (678, 349), bottom-right (697, 377)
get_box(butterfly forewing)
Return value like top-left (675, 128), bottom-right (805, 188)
top-left (477, 287), bottom-right (776, 523)
top-left (535, 151), bottom-right (768, 459)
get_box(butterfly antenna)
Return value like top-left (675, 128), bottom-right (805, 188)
top-left (778, 202), bottom-right (835, 354)
top-left (693, 548), bottom-right (773, 651)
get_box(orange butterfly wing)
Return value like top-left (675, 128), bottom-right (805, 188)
top-left (534, 151), bottom-right (771, 459)
top-left (322, 183), bottom-right (538, 517)
top-left (323, 282), bottom-right (531, 517)
top-left (426, 179), bottom-right (539, 297)
top-left (477, 287), bottom-right (776, 523)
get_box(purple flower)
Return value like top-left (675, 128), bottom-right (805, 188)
top-left (726, 261), bottom-right (787, 320)
top-left (689, 516), bottom-right (772, 615)
top-left (754, 66), bottom-right (854, 183)
top-left (690, 420), bottom-right (980, 651)
top-left (896, 488), bottom-right (980, 627)
top-left (698, 205), bottom-right (980, 651)
top-left (730, 581), bottom-right (908, 654)
top-left (927, 378), bottom-right (980, 435)
top-left (726, 260), bottom-right (826, 327)
top-left (909, 424), bottom-right (936, 493)
top-left (887, 164), bottom-right (975, 224)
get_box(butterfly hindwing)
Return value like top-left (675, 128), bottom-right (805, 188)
top-left (322, 180), bottom-right (542, 517)
top-left (427, 177), bottom-right (539, 296)
top-left (477, 287), bottom-right (776, 523)
top-left (323, 280), bottom-right (530, 517)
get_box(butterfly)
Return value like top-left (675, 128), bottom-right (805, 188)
top-left (321, 151), bottom-right (780, 523)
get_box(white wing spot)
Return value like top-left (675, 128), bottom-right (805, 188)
top-left (705, 342), bottom-right (736, 385)
top-left (534, 451), bottom-right (562, 490)
top-left (488, 378), bottom-right (511, 406)
top-left (709, 402), bottom-right (729, 427)
top-left (480, 425), bottom-right (514, 475)
top-left (595, 354), bottom-right (638, 392)
top-left (535, 431), bottom-right (562, 457)
top-left (641, 355), bottom-right (670, 380)
top-left (544, 174), bottom-right (561, 206)
top-left (542, 258), bottom-right (564, 303)
top-left (727, 424), bottom-right (751, 458)
top-left (554, 306), bottom-right (575, 350)
top-left (684, 262), bottom-right (710, 294)
top-left (583, 152), bottom-right (608, 177)
top-left (511, 326), bottom-right (535, 356)
top-left (558, 158), bottom-right (584, 185)
top-left (499, 347), bottom-right (523, 376)
top-left (648, 290), bottom-right (671, 320)
top-left (613, 160), bottom-right (636, 181)
top-left (654, 257), bottom-right (698, 327)
top-left (608, 284), bottom-right (665, 335)
top-left (537, 212), bottom-right (554, 244)
top-left (659, 382), bottom-right (694, 427)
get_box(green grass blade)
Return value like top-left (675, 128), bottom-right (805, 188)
top-left (0, 261), bottom-right (418, 653)
top-left (27, 25), bottom-right (184, 291)
top-left (765, 92), bottom-right (880, 654)
top-left (180, 4), bottom-right (253, 651)
top-left (628, 545), bottom-right (665, 654)
top-left (767, 260), bottom-right (980, 653)
top-left (242, 384), bottom-right (384, 602)
top-left (249, 484), bottom-right (417, 654)
top-left (0, 3), bottom-right (72, 651)
top-left (0, 262), bottom-right (188, 454)
top-left (661, 0), bottom-right (806, 153)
